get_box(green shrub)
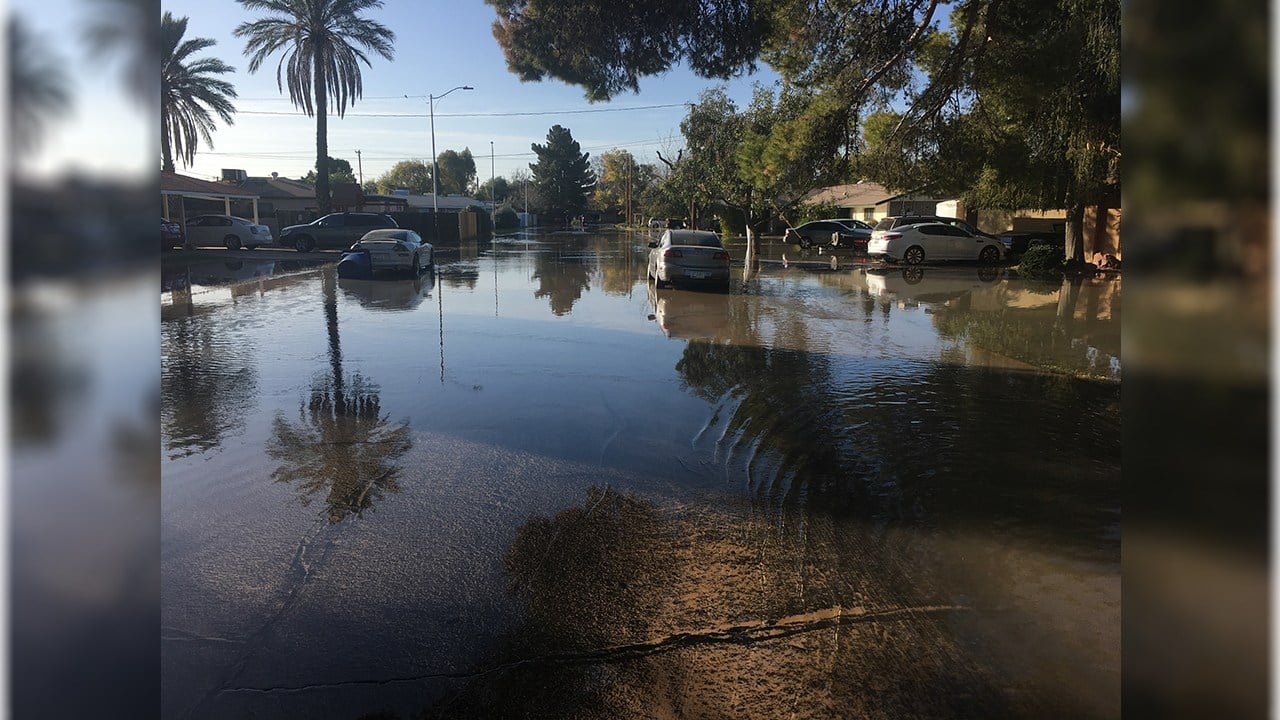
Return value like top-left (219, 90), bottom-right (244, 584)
top-left (1017, 243), bottom-right (1065, 278)
top-left (495, 205), bottom-right (519, 229)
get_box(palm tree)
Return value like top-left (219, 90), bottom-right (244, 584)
top-left (234, 0), bottom-right (395, 213)
top-left (82, 0), bottom-right (159, 104)
top-left (161, 12), bottom-right (238, 173)
top-left (8, 17), bottom-right (71, 162)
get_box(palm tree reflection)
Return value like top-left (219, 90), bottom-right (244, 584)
top-left (267, 269), bottom-right (411, 523)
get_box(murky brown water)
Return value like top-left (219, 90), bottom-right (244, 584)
top-left (161, 230), bottom-right (1120, 719)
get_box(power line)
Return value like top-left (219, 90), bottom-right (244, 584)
top-left (229, 103), bottom-right (687, 118)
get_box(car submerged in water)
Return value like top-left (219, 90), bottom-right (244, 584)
top-left (647, 229), bottom-right (731, 289)
top-left (336, 229), bottom-right (434, 278)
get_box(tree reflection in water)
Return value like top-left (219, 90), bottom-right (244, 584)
top-left (267, 268), bottom-right (411, 523)
top-left (674, 337), bottom-right (1119, 557)
top-left (161, 313), bottom-right (257, 458)
top-left (533, 235), bottom-right (593, 315)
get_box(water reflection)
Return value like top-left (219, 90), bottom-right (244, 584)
top-left (267, 268), bottom-right (412, 522)
top-left (161, 314), bottom-right (257, 458)
top-left (532, 235), bottom-right (593, 315)
top-left (339, 272), bottom-right (434, 312)
top-left (930, 272), bottom-right (1122, 380)
top-left (646, 284), bottom-right (732, 340)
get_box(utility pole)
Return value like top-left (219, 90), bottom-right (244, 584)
top-left (490, 141), bottom-right (496, 227)
top-left (625, 156), bottom-right (631, 227)
top-left (355, 149), bottom-right (363, 186)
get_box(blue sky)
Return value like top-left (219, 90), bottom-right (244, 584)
top-left (27, 0), bottom-right (780, 185)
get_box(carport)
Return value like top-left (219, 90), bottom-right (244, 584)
top-left (162, 171), bottom-right (261, 223)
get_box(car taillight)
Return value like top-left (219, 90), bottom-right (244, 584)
top-left (250, 226), bottom-right (259, 234)
top-left (663, 248), bottom-right (683, 258)
top-left (713, 250), bottom-right (729, 261)
top-left (884, 232), bottom-right (902, 240)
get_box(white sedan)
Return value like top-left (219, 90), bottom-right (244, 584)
top-left (350, 228), bottom-right (434, 274)
top-left (184, 214), bottom-right (275, 250)
top-left (867, 222), bottom-right (1003, 265)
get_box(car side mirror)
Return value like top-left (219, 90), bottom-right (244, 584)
top-left (648, 241), bottom-right (659, 248)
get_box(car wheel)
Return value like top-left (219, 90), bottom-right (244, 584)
top-left (903, 245), bottom-right (925, 265)
top-left (902, 267), bottom-right (924, 285)
top-left (979, 245), bottom-right (1000, 264)
top-left (799, 236), bottom-right (812, 249)
top-left (411, 252), bottom-right (420, 274)
top-left (223, 235), bottom-right (241, 251)
top-left (294, 236), bottom-right (315, 253)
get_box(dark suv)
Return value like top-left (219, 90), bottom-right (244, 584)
top-left (784, 220), bottom-right (870, 250)
top-left (281, 212), bottom-right (398, 252)
top-left (873, 215), bottom-right (997, 240)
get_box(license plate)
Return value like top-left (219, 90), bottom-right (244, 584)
top-left (687, 271), bottom-right (709, 279)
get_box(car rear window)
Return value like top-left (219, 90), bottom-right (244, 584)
top-left (873, 218), bottom-right (896, 231)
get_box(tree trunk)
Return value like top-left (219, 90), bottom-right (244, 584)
top-left (161, 108), bottom-right (174, 173)
top-left (742, 235), bottom-right (758, 283)
top-left (1064, 196), bottom-right (1086, 264)
top-left (314, 62), bottom-right (331, 215)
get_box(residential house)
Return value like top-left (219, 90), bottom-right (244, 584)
top-left (161, 170), bottom-right (262, 224)
top-left (799, 181), bottom-right (944, 224)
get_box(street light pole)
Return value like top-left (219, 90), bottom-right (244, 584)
top-left (490, 141), bottom-right (495, 228)
top-left (423, 85), bottom-right (473, 241)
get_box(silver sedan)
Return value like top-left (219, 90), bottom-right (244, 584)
top-left (184, 214), bottom-right (275, 250)
top-left (350, 228), bottom-right (434, 274)
top-left (647, 229), bottom-right (731, 289)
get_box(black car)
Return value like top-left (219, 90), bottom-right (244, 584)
top-left (280, 212), bottom-right (399, 252)
top-left (784, 220), bottom-right (870, 251)
top-left (998, 229), bottom-right (1066, 254)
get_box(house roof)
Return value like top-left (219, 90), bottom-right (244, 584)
top-left (237, 175), bottom-right (316, 200)
top-left (801, 181), bottom-right (900, 207)
top-left (161, 171), bottom-right (259, 199)
top-left (404, 194), bottom-right (487, 211)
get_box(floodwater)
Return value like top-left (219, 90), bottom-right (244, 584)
top-left (161, 230), bottom-right (1121, 719)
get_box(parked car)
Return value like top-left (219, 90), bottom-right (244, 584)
top-left (867, 222), bottom-right (1004, 265)
top-left (184, 214), bottom-right (274, 250)
top-left (647, 229), bottom-right (731, 289)
top-left (998, 229), bottom-right (1066, 254)
top-left (162, 218), bottom-right (185, 251)
top-left (784, 220), bottom-right (870, 251)
top-left (280, 212), bottom-right (398, 252)
top-left (831, 218), bottom-right (874, 231)
top-left (346, 229), bottom-right (433, 275)
top-left (872, 214), bottom-right (999, 240)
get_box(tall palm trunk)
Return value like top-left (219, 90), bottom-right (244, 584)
top-left (314, 57), bottom-right (330, 214)
top-left (161, 108), bottom-right (175, 172)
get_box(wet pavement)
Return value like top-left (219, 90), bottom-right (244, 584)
top-left (161, 229), bottom-right (1120, 719)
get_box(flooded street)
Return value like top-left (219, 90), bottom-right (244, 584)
top-left (161, 229), bottom-right (1120, 719)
